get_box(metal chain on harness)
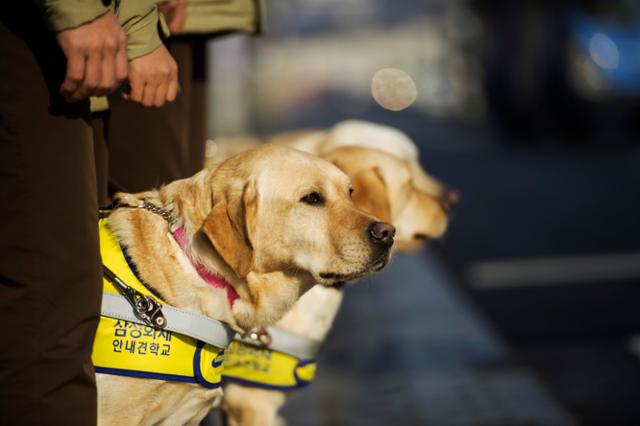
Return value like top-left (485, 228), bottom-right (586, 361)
top-left (101, 200), bottom-right (175, 329)
top-left (132, 201), bottom-right (177, 228)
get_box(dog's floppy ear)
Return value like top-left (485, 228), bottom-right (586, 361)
top-left (200, 180), bottom-right (258, 278)
top-left (349, 167), bottom-right (392, 222)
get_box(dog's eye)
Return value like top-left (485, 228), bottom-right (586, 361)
top-left (300, 192), bottom-right (324, 205)
top-left (348, 187), bottom-right (354, 198)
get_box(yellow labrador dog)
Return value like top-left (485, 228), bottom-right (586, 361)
top-left (268, 120), bottom-right (458, 211)
top-left (208, 121), bottom-right (457, 426)
top-left (95, 144), bottom-right (395, 426)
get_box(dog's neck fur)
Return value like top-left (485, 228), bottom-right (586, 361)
top-left (275, 285), bottom-right (344, 341)
top-left (108, 168), bottom-right (314, 332)
top-left (107, 204), bottom-right (241, 330)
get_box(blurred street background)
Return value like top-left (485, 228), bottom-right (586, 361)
top-left (205, 1), bottom-right (640, 424)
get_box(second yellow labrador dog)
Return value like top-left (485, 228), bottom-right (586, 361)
top-left (208, 122), bottom-right (456, 426)
top-left (94, 144), bottom-right (394, 426)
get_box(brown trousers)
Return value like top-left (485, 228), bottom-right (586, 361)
top-left (0, 7), bottom-right (103, 426)
top-left (107, 38), bottom-right (208, 193)
top-left (0, 10), bottom-right (208, 422)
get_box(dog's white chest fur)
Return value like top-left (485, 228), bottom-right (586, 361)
top-left (97, 374), bottom-right (222, 426)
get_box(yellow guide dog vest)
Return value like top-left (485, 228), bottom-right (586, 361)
top-left (223, 340), bottom-right (317, 390)
top-left (92, 218), bottom-right (225, 388)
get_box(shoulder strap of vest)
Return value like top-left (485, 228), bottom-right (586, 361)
top-left (101, 293), bottom-right (236, 349)
top-left (236, 326), bottom-right (322, 359)
top-left (265, 326), bottom-right (322, 359)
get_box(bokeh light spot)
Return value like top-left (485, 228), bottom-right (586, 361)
top-left (371, 68), bottom-right (418, 111)
top-left (589, 33), bottom-right (619, 70)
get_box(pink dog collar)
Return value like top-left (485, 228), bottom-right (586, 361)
top-left (172, 226), bottom-right (239, 306)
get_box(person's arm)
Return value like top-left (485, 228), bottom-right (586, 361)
top-left (40, 0), bottom-right (177, 106)
top-left (55, 11), bottom-right (128, 101)
top-left (36, 0), bottom-right (128, 102)
top-left (38, 0), bottom-right (109, 32)
top-left (117, 0), bottom-right (178, 107)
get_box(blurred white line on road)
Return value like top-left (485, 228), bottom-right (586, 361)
top-left (467, 252), bottom-right (640, 289)
top-left (627, 335), bottom-right (640, 360)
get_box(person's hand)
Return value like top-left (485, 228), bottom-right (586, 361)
top-left (56, 11), bottom-right (128, 102)
top-left (123, 44), bottom-right (178, 107)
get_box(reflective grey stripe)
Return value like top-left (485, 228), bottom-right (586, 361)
top-left (267, 326), bottom-right (322, 359)
top-left (101, 292), bottom-right (236, 349)
top-left (235, 327), bottom-right (322, 359)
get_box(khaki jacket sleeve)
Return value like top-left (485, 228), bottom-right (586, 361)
top-left (116, 0), bottom-right (167, 60)
top-left (181, 0), bottom-right (263, 35)
top-left (37, 0), bottom-right (109, 32)
top-left (37, 0), bottom-right (165, 60)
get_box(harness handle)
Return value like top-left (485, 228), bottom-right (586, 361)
top-left (103, 265), bottom-right (167, 329)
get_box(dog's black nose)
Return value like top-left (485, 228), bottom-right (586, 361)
top-left (441, 189), bottom-right (460, 213)
top-left (367, 221), bottom-right (395, 247)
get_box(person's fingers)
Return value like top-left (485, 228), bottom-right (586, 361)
top-left (55, 12), bottom-right (128, 102)
top-left (127, 78), bottom-right (145, 103)
top-left (153, 80), bottom-right (168, 107)
top-left (121, 43), bottom-right (179, 106)
top-left (114, 35), bottom-right (128, 84)
top-left (60, 52), bottom-right (85, 100)
top-left (166, 79), bottom-right (178, 103)
top-left (97, 46), bottom-right (116, 96)
top-left (72, 49), bottom-right (102, 101)
top-left (141, 82), bottom-right (157, 107)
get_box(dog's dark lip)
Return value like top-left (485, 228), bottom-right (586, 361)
top-left (329, 281), bottom-right (347, 290)
top-left (370, 252), bottom-right (390, 270)
top-left (319, 251), bottom-right (390, 286)
top-left (373, 260), bottom-right (386, 271)
top-left (319, 272), bottom-right (346, 280)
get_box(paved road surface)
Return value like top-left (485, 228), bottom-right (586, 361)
top-left (206, 249), bottom-right (575, 425)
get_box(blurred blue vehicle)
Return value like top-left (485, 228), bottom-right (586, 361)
top-left (567, 2), bottom-right (640, 99)
top-left (476, 0), bottom-right (640, 140)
